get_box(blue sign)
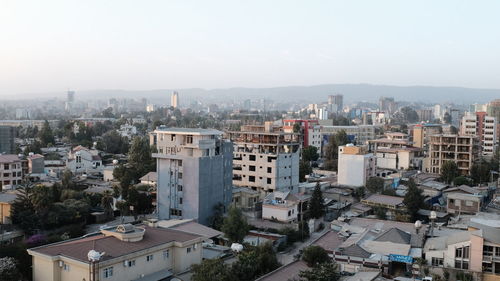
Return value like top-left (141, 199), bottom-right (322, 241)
top-left (389, 254), bottom-right (413, 264)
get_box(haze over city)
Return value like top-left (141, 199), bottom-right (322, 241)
top-left (1, 0), bottom-right (500, 98)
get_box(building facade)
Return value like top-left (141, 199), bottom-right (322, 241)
top-left (66, 146), bottom-right (103, 175)
top-left (170, 91), bottom-right (179, 108)
top-left (0, 126), bottom-right (15, 154)
top-left (460, 112), bottom-right (497, 157)
top-left (427, 135), bottom-right (479, 176)
top-left (337, 145), bottom-right (376, 187)
top-left (227, 123), bottom-right (300, 196)
top-left (283, 119), bottom-right (321, 154)
top-left (152, 128), bottom-right (233, 225)
top-left (0, 155), bottom-right (23, 190)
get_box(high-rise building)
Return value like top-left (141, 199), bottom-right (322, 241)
top-left (0, 126), bottom-right (15, 154)
top-left (227, 122), bottom-right (300, 196)
top-left (171, 91), bottom-right (179, 108)
top-left (379, 97), bottom-right (396, 114)
top-left (283, 119), bottom-right (321, 154)
top-left (151, 127), bottom-right (233, 225)
top-left (416, 109), bottom-right (433, 122)
top-left (328, 94), bottom-right (343, 113)
top-left (427, 134), bottom-right (479, 176)
top-left (65, 90), bottom-right (75, 112)
top-left (460, 112), bottom-right (497, 157)
top-left (487, 99), bottom-right (500, 142)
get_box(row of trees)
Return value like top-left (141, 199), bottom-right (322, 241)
top-left (440, 156), bottom-right (498, 186)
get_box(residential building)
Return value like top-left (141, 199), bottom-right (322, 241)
top-left (337, 145), bottom-right (375, 187)
top-left (171, 91), bottom-right (179, 108)
top-left (446, 193), bottom-right (482, 215)
top-left (361, 194), bottom-right (405, 211)
top-left (0, 192), bottom-right (17, 224)
top-left (379, 96), bottom-right (396, 114)
top-left (427, 134), bottom-right (479, 176)
top-left (283, 119), bottom-right (321, 154)
top-left (139, 172), bottom-right (157, 186)
top-left (460, 112), bottom-right (497, 157)
top-left (487, 99), bottom-right (500, 141)
top-left (227, 122), bottom-right (300, 196)
top-left (320, 125), bottom-right (376, 147)
top-left (232, 187), bottom-right (260, 211)
top-left (28, 154), bottom-right (45, 174)
top-left (424, 227), bottom-right (500, 280)
top-left (151, 127), bottom-right (233, 225)
top-left (0, 155), bottom-right (23, 190)
top-left (417, 109), bottom-right (433, 122)
top-left (28, 224), bottom-right (204, 281)
top-left (0, 126), bottom-right (15, 154)
top-left (118, 124), bottom-right (138, 138)
top-left (368, 132), bottom-right (423, 170)
top-left (262, 191), bottom-right (299, 223)
top-left (66, 146), bottom-right (103, 175)
top-left (328, 94), bottom-right (343, 113)
top-left (410, 123), bottom-right (442, 149)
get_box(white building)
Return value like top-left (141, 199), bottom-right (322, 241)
top-left (262, 191), bottom-right (299, 223)
top-left (151, 127), bottom-right (233, 225)
top-left (460, 112), bottom-right (497, 157)
top-left (0, 155), bottom-right (23, 190)
top-left (118, 124), bottom-right (138, 138)
top-left (66, 146), bottom-right (103, 175)
top-left (337, 145), bottom-right (376, 187)
top-left (227, 122), bottom-right (300, 197)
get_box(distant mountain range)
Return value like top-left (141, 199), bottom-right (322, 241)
top-left (15, 84), bottom-right (500, 104)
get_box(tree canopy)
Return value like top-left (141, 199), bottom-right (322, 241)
top-left (302, 246), bottom-right (331, 267)
top-left (365, 177), bottom-right (384, 193)
top-left (308, 183), bottom-right (325, 219)
top-left (403, 179), bottom-right (425, 221)
top-left (221, 206), bottom-right (250, 243)
top-left (440, 161), bottom-right (459, 184)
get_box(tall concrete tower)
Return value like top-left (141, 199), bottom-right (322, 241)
top-left (171, 91), bottom-right (179, 108)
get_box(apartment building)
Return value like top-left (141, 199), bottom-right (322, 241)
top-left (320, 125), bottom-right (376, 147)
top-left (151, 127), bottom-right (233, 225)
top-left (0, 126), bottom-right (15, 154)
top-left (446, 193), bottom-right (482, 215)
top-left (337, 145), bottom-right (376, 187)
top-left (410, 123), bottom-right (442, 149)
top-left (368, 132), bottom-right (423, 170)
top-left (28, 224), bottom-right (204, 281)
top-left (460, 112), bottom-right (497, 157)
top-left (227, 122), bottom-right (300, 196)
top-left (427, 135), bottom-right (479, 176)
top-left (0, 155), bottom-right (23, 190)
top-left (283, 119), bottom-right (322, 154)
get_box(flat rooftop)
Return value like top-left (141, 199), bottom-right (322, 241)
top-left (154, 127), bottom-right (223, 135)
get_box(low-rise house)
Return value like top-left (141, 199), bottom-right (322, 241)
top-left (368, 132), bottom-right (423, 170)
top-left (446, 193), bottom-right (483, 215)
top-left (28, 224), bottom-right (204, 281)
top-left (66, 145), bottom-right (103, 175)
top-left (139, 171), bottom-right (157, 186)
top-left (0, 192), bottom-right (17, 224)
top-left (337, 145), bottom-right (376, 187)
top-left (244, 230), bottom-right (287, 248)
top-left (262, 191), bottom-right (299, 223)
top-left (361, 194), bottom-right (405, 214)
top-left (28, 153), bottom-right (45, 174)
top-left (232, 187), bottom-right (260, 211)
top-left (0, 154), bottom-right (23, 190)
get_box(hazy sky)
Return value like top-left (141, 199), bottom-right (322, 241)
top-left (1, 0), bottom-right (500, 96)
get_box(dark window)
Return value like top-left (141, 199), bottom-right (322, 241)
top-left (249, 155), bottom-right (256, 161)
top-left (177, 185), bottom-right (183, 191)
top-left (267, 167), bottom-right (272, 173)
top-left (186, 135), bottom-right (193, 144)
top-left (267, 157), bottom-right (272, 163)
top-left (455, 247), bottom-right (463, 258)
top-left (249, 176), bottom-right (255, 182)
top-left (484, 245), bottom-right (494, 256)
top-left (179, 198), bottom-right (183, 204)
top-left (249, 166), bottom-right (256, 171)
top-left (178, 172), bottom-right (183, 179)
top-left (495, 263), bottom-right (500, 274)
top-left (267, 178), bottom-right (272, 184)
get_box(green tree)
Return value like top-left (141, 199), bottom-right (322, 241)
top-left (374, 207), bottom-right (387, 220)
top-left (366, 177), bottom-right (384, 193)
top-left (453, 176), bottom-right (472, 186)
top-left (98, 130), bottom-right (129, 154)
top-left (403, 179), bottom-right (425, 221)
top-left (101, 191), bottom-right (114, 220)
top-left (302, 146), bottom-right (319, 162)
top-left (302, 246), bottom-right (330, 267)
top-left (0, 257), bottom-right (21, 281)
top-left (24, 140), bottom-right (42, 155)
top-left (401, 106), bottom-right (419, 122)
top-left (38, 120), bottom-right (55, 146)
top-left (443, 112), bottom-right (452, 124)
top-left (208, 202), bottom-right (225, 230)
top-left (221, 206), bottom-right (250, 243)
top-left (299, 262), bottom-right (340, 281)
top-left (323, 130), bottom-right (349, 171)
top-left (231, 243), bottom-right (281, 281)
top-left (128, 136), bottom-right (155, 180)
top-left (61, 169), bottom-right (75, 190)
top-left (470, 161), bottom-right (491, 185)
top-left (191, 259), bottom-right (232, 281)
top-left (440, 161), bottom-right (459, 184)
top-left (309, 183), bottom-right (325, 219)
top-left (299, 160), bottom-right (312, 182)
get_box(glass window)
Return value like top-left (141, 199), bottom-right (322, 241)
top-left (128, 260), bottom-right (136, 267)
top-left (483, 262), bottom-right (493, 273)
top-left (163, 250), bottom-right (170, 259)
top-left (146, 254), bottom-right (154, 262)
top-left (484, 245), bottom-right (494, 256)
top-left (103, 267), bottom-right (113, 278)
top-left (187, 247), bottom-right (191, 253)
top-left (186, 135), bottom-right (193, 144)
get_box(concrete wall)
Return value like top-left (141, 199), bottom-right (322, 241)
top-left (262, 204), bottom-right (298, 222)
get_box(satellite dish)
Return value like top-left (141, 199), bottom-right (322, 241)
top-left (414, 220), bottom-right (422, 229)
top-left (112, 159), bottom-right (119, 165)
top-left (87, 250), bottom-right (104, 262)
top-left (231, 243), bottom-right (244, 253)
top-left (429, 211), bottom-right (437, 220)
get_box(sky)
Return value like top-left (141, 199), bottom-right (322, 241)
top-left (1, 0), bottom-right (500, 96)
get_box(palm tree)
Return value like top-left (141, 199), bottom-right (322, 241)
top-left (101, 191), bottom-right (114, 220)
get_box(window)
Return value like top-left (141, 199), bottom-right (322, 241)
top-left (249, 155), bottom-right (256, 161)
top-left (128, 260), bottom-right (136, 267)
top-left (103, 267), bottom-right (113, 278)
top-left (455, 260), bottom-right (468, 270)
top-left (449, 199), bottom-right (455, 204)
top-left (63, 264), bottom-right (70, 271)
top-left (267, 178), bottom-right (272, 184)
top-left (171, 134), bottom-right (176, 141)
top-left (186, 135), bottom-right (193, 144)
top-left (4, 164), bottom-right (8, 170)
top-left (495, 262), bottom-right (500, 274)
top-left (177, 185), bottom-right (183, 191)
top-left (249, 176), bottom-right (255, 182)
top-left (455, 247), bottom-right (463, 258)
top-left (163, 250), bottom-right (170, 259)
top-left (484, 245), bottom-right (494, 256)
top-left (187, 247), bottom-right (192, 253)
top-left (431, 257), bottom-right (443, 267)
top-left (465, 200), bottom-right (473, 207)
top-left (495, 247), bottom-right (500, 257)
top-left (249, 165), bottom-right (256, 171)
top-left (483, 262), bottom-right (493, 273)
top-left (267, 167), bottom-right (272, 173)
top-left (179, 198), bottom-right (183, 204)
top-left (178, 172), bottom-right (183, 179)
top-left (178, 160), bottom-right (182, 167)
top-left (146, 254), bottom-right (154, 262)
top-left (463, 246), bottom-right (470, 258)
top-left (288, 210), bottom-right (291, 216)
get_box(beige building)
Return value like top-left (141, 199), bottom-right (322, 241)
top-left (427, 134), bottom-right (479, 176)
top-left (0, 154), bottom-right (23, 190)
top-left (0, 192), bottom-right (17, 224)
top-left (460, 112), bottom-right (497, 157)
top-left (227, 122), bottom-right (300, 196)
top-left (28, 224), bottom-right (204, 281)
top-left (368, 132), bottom-right (423, 170)
top-left (262, 191), bottom-right (300, 223)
